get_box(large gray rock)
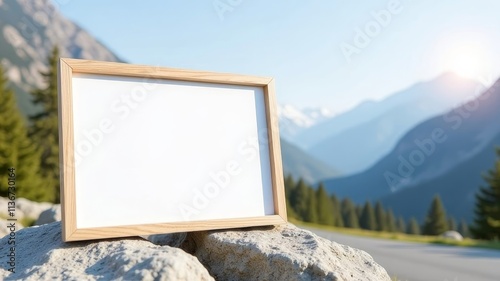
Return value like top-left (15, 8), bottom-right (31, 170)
top-left (0, 222), bottom-right (213, 281)
top-left (184, 224), bottom-right (391, 281)
top-left (35, 204), bottom-right (61, 225)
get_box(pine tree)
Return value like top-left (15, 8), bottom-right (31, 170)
top-left (286, 199), bottom-right (298, 220)
top-left (359, 202), bottom-right (377, 231)
top-left (345, 208), bottom-right (359, 229)
top-left (331, 194), bottom-right (344, 227)
top-left (340, 198), bottom-right (353, 220)
top-left (0, 66), bottom-right (46, 201)
top-left (386, 209), bottom-right (397, 232)
top-left (316, 183), bottom-right (334, 225)
top-left (285, 186), bottom-right (298, 220)
top-left (448, 217), bottom-right (457, 231)
top-left (396, 216), bottom-right (406, 233)
top-left (406, 217), bottom-right (421, 235)
top-left (470, 149), bottom-right (500, 240)
top-left (29, 47), bottom-right (60, 203)
top-left (284, 174), bottom-right (296, 201)
top-left (305, 187), bottom-right (318, 223)
top-left (356, 205), bottom-right (363, 219)
top-left (458, 219), bottom-right (470, 238)
top-left (293, 179), bottom-right (310, 221)
top-left (423, 195), bottom-right (448, 235)
top-left (374, 201), bottom-right (387, 231)
top-left (341, 198), bottom-right (359, 228)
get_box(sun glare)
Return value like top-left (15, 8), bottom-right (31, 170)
top-left (442, 42), bottom-right (490, 80)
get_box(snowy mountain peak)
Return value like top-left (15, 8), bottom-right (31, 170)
top-left (278, 104), bottom-right (334, 142)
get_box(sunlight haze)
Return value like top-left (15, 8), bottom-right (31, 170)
top-left (57, 0), bottom-right (500, 113)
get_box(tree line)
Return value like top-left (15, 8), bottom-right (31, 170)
top-left (0, 48), bottom-right (60, 202)
top-left (284, 145), bottom-right (500, 242)
top-left (285, 175), bottom-right (474, 238)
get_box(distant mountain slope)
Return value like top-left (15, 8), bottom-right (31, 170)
top-left (278, 104), bottom-right (333, 143)
top-left (380, 130), bottom-right (500, 222)
top-left (0, 0), bottom-right (121, 117)
top-left (309, 73), bottom-right (480, 174)
top-left (281, 139), bottom-right (340, 183)
top-left (323, 77), bottom-right (500, 221)
top-left (295, 100), bottom-right (381, 149)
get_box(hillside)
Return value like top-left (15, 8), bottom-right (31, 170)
top-left (0, 0), bottom-right (121, 117)
top-left (281, 139), bottom-right (340, 183)
top-left (380, 129), bottom-right (500, 222)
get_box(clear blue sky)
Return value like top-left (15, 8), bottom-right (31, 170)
top-left (57, 0), bottom-right (500, 113)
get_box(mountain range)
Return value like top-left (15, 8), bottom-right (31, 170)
top-left (323, 78), bottom-right (500, 222)
top-left (306, 73), bottom-right (481, 175)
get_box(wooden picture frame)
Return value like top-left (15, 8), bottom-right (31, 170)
top-left (58, 58), bottom-right (286, 242)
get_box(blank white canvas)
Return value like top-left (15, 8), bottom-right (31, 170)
top-left (71, 74), bottom-right (275, 228)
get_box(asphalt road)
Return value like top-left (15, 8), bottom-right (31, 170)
top-left (304, 226), bottom-right (500, 281)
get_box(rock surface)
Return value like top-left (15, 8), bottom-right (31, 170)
top-left (184, 224), bottom-right (391, 281)
top-left (0, 222), bottom-right (213, 281)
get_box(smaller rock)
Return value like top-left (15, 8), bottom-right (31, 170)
top-left (142, 232), bottom-right (187, 248)
top-left (440, 230), bottom-right (463, 241)
top-left (35, 204), bottom-right (61, 225)
top-left (16, 197), bottom-right (53, 219)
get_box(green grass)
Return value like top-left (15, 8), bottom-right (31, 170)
top-left (19, 217), bottom-right (37, 227)
top-left (291, 219), bottom-right (500, 251)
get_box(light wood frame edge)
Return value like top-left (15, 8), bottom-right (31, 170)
top-left (58, 58), bottom-right (287, 242)
top-left (58, 59), bottom-right (77, 240)
top-left (263, 79), bottom-right (287, 221)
